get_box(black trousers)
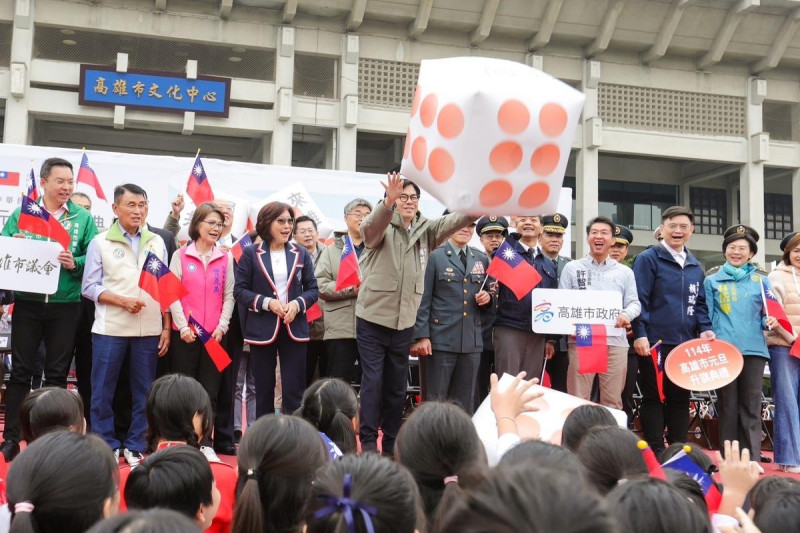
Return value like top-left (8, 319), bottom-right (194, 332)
top-left (548, 349), bottom-right (569, 394)
top-left (4, 300), bottom-right (80, 443)
top-left (215, 309), bottom-right (244, 449)
top-left (473, 349), bottom-right (494, 409)
top-left (326, 338), bottom-right (360, 384)
top-left (170, 331), bottom-right (224, 413)
top-left (638, 344), bottom-right (689, 453)
top-left (250, 329), bottom-right (307, 417)
top-left (305, 340), bottom-right (328, 386)
top-left (356, 318), bottom-right (413, 455)
top-left (621, 349), bottom-right (639, 426)
top-left (73, 297), bottom-right (95, 425)
top-left (717, 356), bottom-right (766, 457)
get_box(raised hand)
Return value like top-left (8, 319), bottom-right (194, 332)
top-left (381, 172), bottom-right (404, 208)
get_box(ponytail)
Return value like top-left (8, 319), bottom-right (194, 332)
top-left (231, 473), bottom-right (264, 533)
top-left (297, 379), bottom-right (358, 455)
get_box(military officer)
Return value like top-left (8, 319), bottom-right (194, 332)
top-left (610, 224), bottom-right (634, 265)
top-left (539, 213), bottom-right (571, 393)
top-left (411, 220), bottom-right (491, 414)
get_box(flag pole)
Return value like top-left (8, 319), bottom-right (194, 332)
top-left (478, 273), bottom-right (489, 292)
top-left (759, 278), bottom-right (771, 324)
top-left (540, 356), bottom-right (547, 384)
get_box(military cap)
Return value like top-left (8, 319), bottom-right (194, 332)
top-left (722, 224), bottom-right (759, 254)
top-left (780, 231), bottom-right (800, 252)
top-left (541, 213), bottom-right (568, 234)
top-left (614, 225), bottom-right (633, 246)
top-left (476, 216), bottom-right (509, 236)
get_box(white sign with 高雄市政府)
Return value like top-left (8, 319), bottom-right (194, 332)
top-left (0, 236), bottom-right (62, 294)
top-left (530, 288), bottom-right (625, 336)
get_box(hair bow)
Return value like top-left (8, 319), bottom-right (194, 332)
top-left (313, 474), bottom-right (377, 533)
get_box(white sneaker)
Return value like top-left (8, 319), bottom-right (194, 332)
top-left (779, 464), bottom-right (800, 474)
top-left (112, 448), bottom-right (121, 460)
top-left (123, 449), bottom-right (143, 469)
top-left (200, 446), bottom-right (220, 463)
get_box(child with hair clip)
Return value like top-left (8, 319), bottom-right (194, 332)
top-left (138, 374), bottom-right (236, 533)
top-left (6, 431), bottom-right (119, 533)
top-left (305, 454), bottom-right (424, 533)
top-left (233, 414), bottom-right (328, 533)
top-left (295, 378), bottom-right (358, 457)
top-left (19, 387), bottom-right (85, 443)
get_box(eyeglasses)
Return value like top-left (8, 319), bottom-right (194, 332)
top-left (275, 217), bottom-right (294, 226)
top-left (665, 223), bottom-right (691, 231)
top-left (295, 229), bottom-right (316, 236)
top-left (399, 194), bottom-right (419, 203)
top-left (346, 211), bottom-right (370, 220)
top-left (202, 220), bottom-right (224, 230)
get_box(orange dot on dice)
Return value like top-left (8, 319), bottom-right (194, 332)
top-left (429, 148), bottom-right (455, 182)
top-left (539, 102), bottom-right (568, 137)
top-left (403, 129), bottom-right (411, 159)
top-left (531, 144), bottom-right (560, 175)
top-left (497, 99), bottom-right (530, 135)
top-left (411, 136), bottom-right (427, 171)
top-left (489, 141), bottom-right (523, 174)
top-left (437, 104), bottom-right (464, 139)
top-left (411, 86), bottom-right (422, 118)
top-left (479, 180), bottom-right (513, 207)
top-left (519, 182), bottom-right (551, 209)
top-left (420, 94), bottom-right (438, 128)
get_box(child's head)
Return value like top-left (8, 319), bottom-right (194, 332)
top-left (663, 469), bottom-right (708, 515)
top-left (561, 405), bottom-right (617, 451)
top-left (753, 486), bottom-right (800, 533)
top-left (124, 445), bottom-right (219, 530)
top-left (305, 454), bottom-right (423, 533)
top-left (296, 378), bottom-right (358, 454)
top-left (19, 387), bottom-right (85, 443)
top-left (437, 463), bottom-right (616, 533)
top-left (234, 414), bottom-right (328, 533)
top-left (575, 426), bottom-right (648, 495)
top-left (7, 431), bottom-right (119, 533)
top-left (607, 478), bottom-right (712, 533)
top-left (497, 440), bottom-right (584, 479)
top-left (146, 374), bottom-right (212, 451)
top-left (659, 443), bottom-right (715, 474)
top-left (748, 476), bottom-right (799, 518)
top-left (395, 402), bottom-right (488, 523)
top-left (86, 509), bottom-right (200, 533)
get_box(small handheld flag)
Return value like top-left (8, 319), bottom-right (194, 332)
top-left (306, 302), bottom-right (322, 323)
top-left (231, 233), bottom-right (253, 263)
top-left (76, 153), bottom-right (107, 201)
top-left (186, 152), bottom-right (214, 206)
top-left (650, 340), bottom-right (665, 403)
top-left (662, 445), bottom-right (722, 514)
top-left (24, 169), bottom-right (39, 201)
top-left (486, 241), bottom-right (542, 300)
top-left (761, 278), bottom-right (794, 336)
top-left (17, 196), bottom-right (72, 250)
top-left (335, 235), bottom-right (361, 292)
top-left (637, 440), bottom-right (667, 481)
top-left (575, 323), bottom-right (608, 374)
top-left (791, 340), bottom-right (800, 360)
top-left (138, 252), bottom-right (189, 312)
top-left (187, 315), bottom-right (231, 372)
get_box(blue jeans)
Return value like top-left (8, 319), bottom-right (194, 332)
top-left (769, 345), bottom-right (800, 467)
top-left (91, 334), bottom-right (158, 452)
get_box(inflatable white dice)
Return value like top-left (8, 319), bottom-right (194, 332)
top-left (400, 57), bottom-right (584, 216)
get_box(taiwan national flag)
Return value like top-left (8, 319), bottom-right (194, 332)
top-left (486, 241), bottom-right (542, 300)
top-left (663, 448), bottom-right (722, 514)
top-left (575, 323), bottom-right (608, 374)
top-left (761, 280), bottom-right (795, 337)
top-left (186, 154), bottom-right (214, 207)
top-left (335, 235), bottom-right (361, 291)
top-left (0, 170), bottom-right (20, 187)
top-left (306, 302), bottom-right (322, 323)
top-left (650, 342), bottom-right (666, 403)
top-left (187, 315), bottom-right (231, 372)
top-left (76, 153), bottom-right (107, 201)
top-left (230, 233), bottom-right (253, 263)
top-left (138, 252), bottom-right (189, 312)
top-left (17, 196), bottom-right (72, 250)
top-left (24, 169), bottom-right (39, 201)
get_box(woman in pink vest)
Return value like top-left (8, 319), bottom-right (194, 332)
top-left (168, 203), bottom-right (235, 452)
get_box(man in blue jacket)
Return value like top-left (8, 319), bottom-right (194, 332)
top-left (632, 205), bottom-right (715, 454)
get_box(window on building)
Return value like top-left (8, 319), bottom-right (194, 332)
top-left (294, 54), bottom-right (338, 99)
top-left (764, 193), bottom-right (793, 240)
top-left (598, 180), bottom-right (678, 231)
top-left (0, 22), bottom-right (11, 67)
top-left (690, 187), bottom-right (727, 235)
top-left (763, 101), bottom-right (796, 142)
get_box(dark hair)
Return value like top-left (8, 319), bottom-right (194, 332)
top-left (146, 374), bottom-right (213, 452)
top-left (436, 464), bottom-right (616, 533)
top-left (188, 203), bottom-right (225, 242)
top-left (124, 446), bottom-right (213, 520)
top-left (723, 233), bottom-right (758, 255)
top-left (7, 431), bottom-right (118, 533)
top-left (575, 426), bottom-right (648, 495)
top-left (113, 183), bottom-right (148, 203)
top-left (255, 201), bottom-right (295, 245)
top-left (748, 476), bottom-right (800, 518)
top-left (497, 440), bottom-right (585, 479)
top-left (663, 469), bottom-right (708, 515)
top-left (295, 378), bottom-right (358, 454)
top-left (19, 387), bottom-right (84, 443)
top-left (661, 205), bottom-right (694, 223)
top-left (753, 487), bottom-right (800, 533)
top-left (585, 216), bottom-right (615, 236)
top-left (305, 454), bottom-right (423, 533)
top-left (607, 478), bottom-right (712, 533)
top-left (293, 215), bottom-right (318, 233)
top-left (395, 402), bottom-right (487, 527)
top-left (86, 509), bottom-right (199, 533)
top-left (40, 157), bottom-right (73, 179)
top-left (561, 404), bottom-right (617, 451)
top-left (782, 234), bottom-right (800, 266)
top-left (383, 179), bottom-right (421, 199)
top-left (233, 414), bottom-right (328, 533)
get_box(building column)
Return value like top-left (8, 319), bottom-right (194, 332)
top-left (575, 60), bottom-right (601, 258)
top-left (740, 78), bottom-right (767, 266)
top-left (337, 34), bottom-right (359, 171)
top-left (5, 0), bottom-right (35, 145)
top-left (271, 26), bottom-right (295, 166)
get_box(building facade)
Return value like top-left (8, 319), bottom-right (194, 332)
top-left (1, 0), bottom-right (799, 265)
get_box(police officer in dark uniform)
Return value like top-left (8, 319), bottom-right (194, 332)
top-left (539, 213), bottom-right (571, 392)
top-left (473, 216), bottom-right (509, 406)
top-left (411, 220), bottom-right (492, 414)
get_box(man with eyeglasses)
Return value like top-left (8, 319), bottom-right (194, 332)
top-left (0, 157), bottom-right (98, 461)
top-left (356, 173), bottom-right (476, 456)
top-left (82, 184), bottom-right (170, 467)
top-left (632, 205), bottom-right (715, 454)
top-left (316, 198), bottom-right (372, 383)
top-left (293, 215), bottom-right (327, 384)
